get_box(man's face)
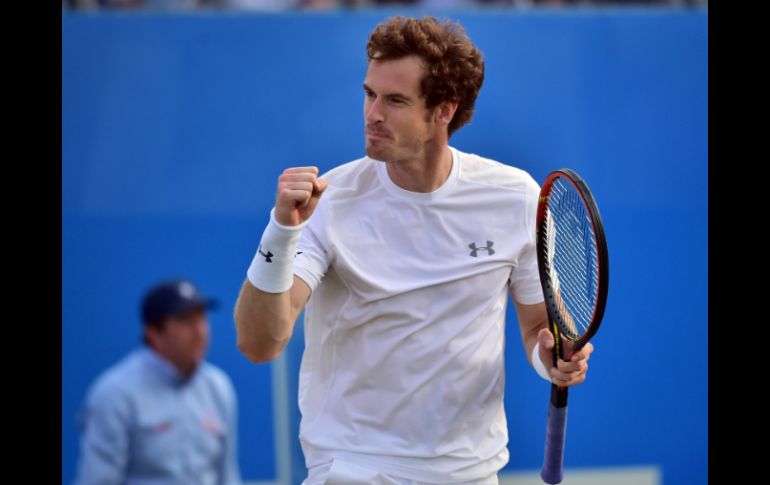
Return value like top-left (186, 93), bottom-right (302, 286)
top-left (363, 56), bottom-right (440, 163)
top-left (148, 307), bottom-right (210, 375)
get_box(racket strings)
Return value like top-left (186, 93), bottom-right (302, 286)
top-left (543, 179), bottom-right (600, 339)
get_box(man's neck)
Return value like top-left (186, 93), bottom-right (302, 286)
top-left (385, 143), bottom-right (452, 193)
top-left (149, 346), bottom-right (198, 381)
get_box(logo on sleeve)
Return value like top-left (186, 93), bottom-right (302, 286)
top-left (469, 241), bottom-right (495, 257)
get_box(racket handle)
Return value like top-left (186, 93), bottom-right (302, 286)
top-left (540, 402), bottom-right (568, 484)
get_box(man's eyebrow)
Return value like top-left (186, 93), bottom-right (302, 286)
top-left (362, 83), bottom-right (414, 102)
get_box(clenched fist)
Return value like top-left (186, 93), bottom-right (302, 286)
top-left (274, 166), bottom-right (328, 227)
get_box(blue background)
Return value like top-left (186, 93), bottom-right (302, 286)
top-left (62, 8), bottom-right (707, 485)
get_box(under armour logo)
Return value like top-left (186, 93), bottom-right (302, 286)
top-left (469, 241), bottom-right (495, 257)
top-left (258, 245), bottom-right (274, 263)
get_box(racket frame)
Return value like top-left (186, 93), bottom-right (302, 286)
top-left (536, 168), bottom-right (609, 357)
top-left (535, 168), bottom-right (609, 484)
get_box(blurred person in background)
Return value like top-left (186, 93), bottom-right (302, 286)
top-left (74, 279), bottom-right (241, 485)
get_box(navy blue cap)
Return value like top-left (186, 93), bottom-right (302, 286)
top-left (141, 279), bottom-right (219, 325)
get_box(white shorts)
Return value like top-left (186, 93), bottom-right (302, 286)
top-left (301, 458), bottom-right (500, 485)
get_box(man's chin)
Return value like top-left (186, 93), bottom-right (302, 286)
top-left (365, 144), bottom-right (390, 162)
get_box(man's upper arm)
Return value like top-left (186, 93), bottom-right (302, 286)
top-left (289, 275), bottom-right (312, 322)
top-left (511, 295), bottom-right (549, 362)
top-left (513, 299), bottom-right (548, 334)
top-left (292, 197), bottom-right (330, 298)
top-left (74, 385), bottom-right (131, 485)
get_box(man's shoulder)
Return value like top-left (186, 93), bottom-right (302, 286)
top-left (199, 361), bottom-right (233, 384)
top-left (319, 156), bottom-right (378, 196)
top-left (198, 362), bottom-right (236, 397)
top-left (85, 350), bottom-right (145, 406)
top-left (456, 148), bottom-right (539, 194)
top-left (320, 156), bottom-right (371, 178)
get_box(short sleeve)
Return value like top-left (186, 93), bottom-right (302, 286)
top-left (293, 198), bottom-right (331, 293)
top-left (509, 175), bottom-right (545, 305)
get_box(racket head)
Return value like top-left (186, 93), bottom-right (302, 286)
top-left (536, 168), bottom-right (609, 350)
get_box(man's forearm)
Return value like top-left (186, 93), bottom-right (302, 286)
top-left (234, 279), bottom-right (295, 363)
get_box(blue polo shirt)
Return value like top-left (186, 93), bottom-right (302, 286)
top-left (74, 347), bottom-right (241, 485)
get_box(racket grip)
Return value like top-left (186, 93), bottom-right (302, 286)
top-left (540, 402), bottom-right (568, 484)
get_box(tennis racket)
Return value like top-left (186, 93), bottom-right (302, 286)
top-left (536, 169), bottom-right (609, 484)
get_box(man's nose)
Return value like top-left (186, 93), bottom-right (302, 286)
top-left (365, 97), bottom-right (384, 124)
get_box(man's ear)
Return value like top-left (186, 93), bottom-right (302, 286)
top-left (435, 100), bottom-right (459, 128)
top-left (145, 324), bottom-right (161, 348)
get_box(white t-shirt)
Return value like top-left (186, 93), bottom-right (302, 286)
top-left (292, 146), bottom-right (544, 484)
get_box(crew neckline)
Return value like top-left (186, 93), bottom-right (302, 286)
top-left (375, 146), bottom-right (460, 202)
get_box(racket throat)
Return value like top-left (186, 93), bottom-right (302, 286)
top-left (550, 384), bottom-right (568, 408)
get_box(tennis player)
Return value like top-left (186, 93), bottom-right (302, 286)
top-left (235, 16), bottom-right (594, 485)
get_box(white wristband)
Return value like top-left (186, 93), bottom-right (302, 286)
top-left (247, 208), bottom-right (307, 293)
top-left (531, 342), bottom-right (553, 383)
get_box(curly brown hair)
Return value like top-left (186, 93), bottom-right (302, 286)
top-left (366, 16), bottom-right (485, 137)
